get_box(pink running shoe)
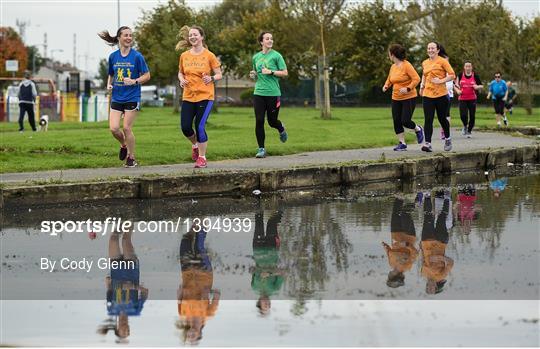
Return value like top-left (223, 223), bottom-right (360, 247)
top-left (194, 156), bottom-right (207, 168)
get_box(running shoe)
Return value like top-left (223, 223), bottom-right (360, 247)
top-left (461, 127), bottom-right (467, 136)
top-left (503, 117), bottom-right (508, 126)
top-left (444, 138), bottom-right (453, 151)
top-left (279, 129), bottom-right (288, 143)
top-left (191, 146), bottom-right (199, 161)
top-left (119, 145), bottom-right (128, 161)
top-left (124, 157), bottom-right (138, 168)
top-left (466, 131), bottom-right (472, 138)
top-left (393, 142), bottom-right (407, 151)
top-left (256, 148), bottom-right (267, 158)
top-left (421, 143), bottom-right (433, 152)
top-left (194, 156), bottom-right (207, 168)
top-left (440, 128), bottom-right (445, 140)
top-left (415, 126), bottom-right (424, 144)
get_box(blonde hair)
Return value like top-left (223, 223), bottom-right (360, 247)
top-left (175, 25), bottom-right (207, 51)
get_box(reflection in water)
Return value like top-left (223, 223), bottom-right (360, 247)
top-left (251, 206), bottom-right (285, 316)
top-left (456, 185), bottom-right (480, 235)
top-left (382, 198), bottom-right (418, 288)
top-left (421, 192), bottom-right (454, 294)
top-left (490, 177), bottom-right (508, 198)
top-left (97, 230), bottom-right (148, 343)
top-left (1, 172), bottom-right (539, 346)
top-left (177, 229), bottom-right (220, 345)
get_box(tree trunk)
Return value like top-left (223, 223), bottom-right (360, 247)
top-left (521, 79), bottom-right (532, 115)
top-left (319, 12), bottom-right (331, 119)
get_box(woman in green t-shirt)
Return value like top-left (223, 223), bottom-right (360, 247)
top-left (249, 31), bottom-right (289, 158)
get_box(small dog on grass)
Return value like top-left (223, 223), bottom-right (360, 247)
top-left (39, 114), bottom-right (49, 132)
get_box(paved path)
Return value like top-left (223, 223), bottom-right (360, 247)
top-left (1, 130), bottom-right (537, 186)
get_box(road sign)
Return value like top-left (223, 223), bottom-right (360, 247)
top-left (5, 60), bottom-right (19, 72)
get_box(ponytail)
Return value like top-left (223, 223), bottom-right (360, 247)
top-left (175, 25), bottom-right (207, 52)
top-left (98, 26), bottom-right (130, 46)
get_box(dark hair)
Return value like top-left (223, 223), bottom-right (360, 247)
top-left (495, 71), bottom-right (502, 76)
top-left (175, 25), bottom-right (207, 51)
top-left (258, 31), bottom-right (272, 46)
top-left (98, 26), bottom-right (131, 46)
top-left (388, 44), bottom-right (406, 60)
top-left (428, 41), bottom-right (448, 58)
top-left (386, 270), bottom-right (405, 288)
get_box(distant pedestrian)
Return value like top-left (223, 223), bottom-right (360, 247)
top-left (504, 81), bottom-right (517, 122)
top-left (486, 72), bottom-right (508, 127)
top-left (17, 71), bottom-right (38, 132)
top-left (176, 25), bottom-right (222, 168)
top-left (419, 42), bottom-right (456, 152)
top-left (99, 26), bottom-right (151, 168)
top-left (249, 31), bottom-right (288, 159)
top-left (382, 44), bottom-right (424, 151)
top-left (455, 61), bottom-right (483, 137)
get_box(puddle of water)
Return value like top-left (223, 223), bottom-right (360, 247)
top-left (1, 169), bottom-right (539, 346)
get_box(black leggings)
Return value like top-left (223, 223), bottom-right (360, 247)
top-left (391, 98), bottom-right (417, 134)
top-left (18, 103), bottom-right (36, 131)
top-left (391, 198), bottom-right (416, 236)
top-left (459, 100), bottom-right (476, 132)
top-left (423, 96), bottom-right (450, 143)
top-left (421, 198), bottom-right (449, 244)
top-left (254, 95), bottom-right (284, 148)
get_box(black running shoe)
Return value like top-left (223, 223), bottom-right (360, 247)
top-left (124, 157), bottom-right (138, 168)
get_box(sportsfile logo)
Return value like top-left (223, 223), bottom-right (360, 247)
top-left (41, 217), bottom-right (134, 236)
top-left (40, 217), bottom-right (253, 236)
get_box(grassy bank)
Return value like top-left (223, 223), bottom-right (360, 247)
top-left (1, 106), bottom-right (538, 173)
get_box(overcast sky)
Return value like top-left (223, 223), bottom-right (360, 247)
top-left (1, 0), bottom-right (539, 76)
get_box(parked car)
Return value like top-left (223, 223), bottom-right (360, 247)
top-left (216, 95), bottom-right (236, 103)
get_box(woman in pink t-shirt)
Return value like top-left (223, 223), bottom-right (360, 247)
top-left (455, 62), bottom-right (483, 138)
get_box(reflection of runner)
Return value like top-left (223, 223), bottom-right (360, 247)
top-left (251, 209), bottom-right (284, 315)
top-left (490, 177), bottom-right (508, 198)
top-left (421, 195), bottom-right (454, 294)
top-left (382, 198), bottom-right (418, 288)
top-left (177, 229), bottom-right (219, 345)
top-left (98, 231), bottom-right (148, 342)
top-left (456, 186), bottom-right (480, 235)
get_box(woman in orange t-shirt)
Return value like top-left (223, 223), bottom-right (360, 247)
top-left (383, 44), bottom-right (423, 152)
top-left (177, 25), bottom-right (222, 168)
top-left (419, 42), bottom-right (455, 152)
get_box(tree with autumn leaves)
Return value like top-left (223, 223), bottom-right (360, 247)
top-left (0, 27), bottom-right (28, 77)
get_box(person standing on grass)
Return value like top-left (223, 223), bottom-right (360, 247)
top-left (249, 31), bottom-right (288, 159)
top-left (99, 26), bottom-right (150, 168)
top-left (17, 71), bottom-right (38, 132)
top-left (177, 25), bottom-right (222, 169)
top-left (419, 42), bottom-right (455, 152)
top-left (504, 81), bottom-right (517, 123)
top-left (455, 61), bottom-right (483, 138)
top-left (382, 44), bottom-right (424, 151)
top-left (486, 72), bottom-right (508, 128)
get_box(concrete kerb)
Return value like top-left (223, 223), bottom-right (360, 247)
top-left (2, 145), bottom-right (539, 207)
